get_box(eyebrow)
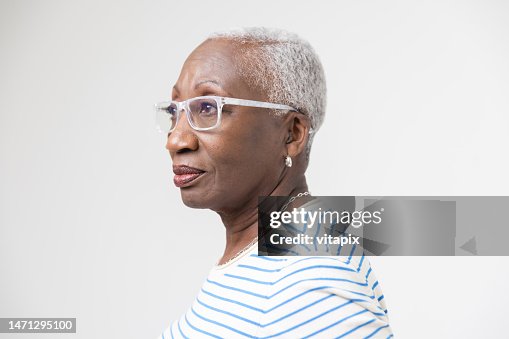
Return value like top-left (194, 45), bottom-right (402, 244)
top-left (172, 80), bottom-right (225, 94)
top-left (195, 80), bottom-right (223, 90)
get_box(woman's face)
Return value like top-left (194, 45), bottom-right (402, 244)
top-left (167, 39), bottom-right (287, 213)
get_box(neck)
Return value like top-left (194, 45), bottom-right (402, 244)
top-left (216, 175), bottom-right (309, 265)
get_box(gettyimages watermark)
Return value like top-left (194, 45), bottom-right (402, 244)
top-left (258, 196), bottom-right (509, 256)
top-left (268, 208), bottom-right (383, 229)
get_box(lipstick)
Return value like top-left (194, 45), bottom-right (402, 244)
top-left (173, 165), bottom-right (205, 188)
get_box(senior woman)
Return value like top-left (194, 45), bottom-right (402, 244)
top-left (156, 27), bottom-right (392, 338)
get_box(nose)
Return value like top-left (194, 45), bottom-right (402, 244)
top-left (166, 107), bottom-right (199, 156)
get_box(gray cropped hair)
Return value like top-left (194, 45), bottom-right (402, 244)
top-left (208, 27), bottom-right (327, 159)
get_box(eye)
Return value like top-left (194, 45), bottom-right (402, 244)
top-left (199, 101), bottom-right (217, 115)
top-left (165, 103), bottom-right (178, 118)
top-left (189, 98), bottom-right (218, 117)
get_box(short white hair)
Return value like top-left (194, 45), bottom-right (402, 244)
top-left (208, 27), bottom-right (326, 159)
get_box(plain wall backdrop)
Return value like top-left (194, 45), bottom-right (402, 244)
top-left (1, 0), bottom-right (508, 338)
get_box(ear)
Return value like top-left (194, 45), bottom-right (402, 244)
top-left (284, 112), bottom-right (312, 158)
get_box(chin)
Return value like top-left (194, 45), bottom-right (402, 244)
top-left (179, 190), bottom-right (209, 209)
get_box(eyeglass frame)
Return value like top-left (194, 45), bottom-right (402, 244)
top-left (154, 95), bottom-right (314, 134)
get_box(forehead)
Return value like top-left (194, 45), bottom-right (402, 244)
top-left (188, 39), bottom-right (238, 72)
top-left (174, 39), bottom-right (264, 100)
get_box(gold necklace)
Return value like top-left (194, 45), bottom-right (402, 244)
top-left (216, 191), bottom-right (311, 267)
top-left (280, 191), bottom-right (310, 211)
top-left (216, 235), bottom-right (259, 267)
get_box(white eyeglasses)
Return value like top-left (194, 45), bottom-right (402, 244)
top-left (154, 96), bottom-right (303, 134)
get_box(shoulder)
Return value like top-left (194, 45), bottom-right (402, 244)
top-left (254, 254), bottom-right (393, 338)
top-left (269, 255), bottom-right (379, 304)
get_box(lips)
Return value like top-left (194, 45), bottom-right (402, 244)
top-left (172, 165), bottom-right (205, 188)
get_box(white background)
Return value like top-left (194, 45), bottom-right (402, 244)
top-left (1, 0), bottom-right (508, 338)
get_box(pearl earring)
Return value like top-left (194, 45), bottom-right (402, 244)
top-left (285, 155), bottom-right (292, 168)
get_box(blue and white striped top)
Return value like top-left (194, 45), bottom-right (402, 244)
top-left (159, 244), bottom-right (393, 338)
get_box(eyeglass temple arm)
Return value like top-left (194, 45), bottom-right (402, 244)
top-left (154, 101), bottom-right (172, 110)
top-left (222, 98), bottom-right (295, 111)
top-left (222, 98), bottom-right (314, 134)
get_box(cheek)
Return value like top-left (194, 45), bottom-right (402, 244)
top-left (202, 122), bottom-right (282, 185)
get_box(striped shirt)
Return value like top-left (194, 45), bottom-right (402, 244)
top-left (159, 244), bottom-right (392, 338)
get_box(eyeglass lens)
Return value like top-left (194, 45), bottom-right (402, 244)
top-left (187, 98), bottom-right (219, 129)
top-left (157, 97), bottom-right (219, 133)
